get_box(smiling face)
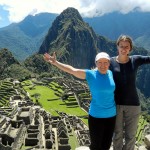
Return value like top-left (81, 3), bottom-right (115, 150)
top-left (116, 35), bottom-right (133, 57)
top-left (117, 40), bottom-right (131, 56)
top-left (96, 58), bottom-right (110, 74)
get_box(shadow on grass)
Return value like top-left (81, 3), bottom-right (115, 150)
top-left (47, 98), bottom-right (61, 101)
top-left (68, 98), bottom-right (76, 101)
top-left (65, 102), bottom-right (78, 106)
top-left (66, 105), bottom-right (79, 108)
top-left (77, 115), bottom-right (88, 119)
top-left (59, 101), bottom-right (78, 106)
top-left (59, 100), bottom-right (79, 108)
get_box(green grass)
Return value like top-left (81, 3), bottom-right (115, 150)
top-left (136, 115), bottom-right (148, 144)
top-left (23, 84), bottom-right (87, 117)
top-left (69, 130), bottom-right (80, 149)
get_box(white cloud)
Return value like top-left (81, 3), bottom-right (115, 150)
top-left (79, 0), bottom-right (150, 17)
top-left (0, 0), bottom-right (150, 23)
top-left (0, 0), bottom-right (81, 23)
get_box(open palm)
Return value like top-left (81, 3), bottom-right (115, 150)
top-left (43, 52), bottom-right (56, 64)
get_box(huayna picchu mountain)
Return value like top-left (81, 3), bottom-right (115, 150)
top-left (39, 7), bottom-right (98, 69)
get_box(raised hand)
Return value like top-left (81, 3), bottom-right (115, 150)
top-left (43, 52), bottom-right (85, 79)
top-left (43, 52), bottom-right (56, 64)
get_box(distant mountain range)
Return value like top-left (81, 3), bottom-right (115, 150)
top-left (84, 11), bottom-right (150, 51)
top-left (0, 13), bottom-right (57, 60)
top-left (0, 9), bottom-right (150, 61)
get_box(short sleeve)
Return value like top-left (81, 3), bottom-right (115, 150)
top-left (85, 69), bottom-right (93, 81)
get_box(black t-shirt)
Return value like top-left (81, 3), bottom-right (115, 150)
top-left (110, 55), bottom-right (150, 106)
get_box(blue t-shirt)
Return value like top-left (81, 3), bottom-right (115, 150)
top-left (85, 69), bottom-right (116, 118)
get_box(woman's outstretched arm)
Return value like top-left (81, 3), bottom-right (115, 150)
top-left (43, 52), bottom-right (86, 79)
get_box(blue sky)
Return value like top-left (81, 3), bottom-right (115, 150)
top-left (0, 0), bottom-right (150, 28)
top-left (0, 5), bottom-right (10, 27)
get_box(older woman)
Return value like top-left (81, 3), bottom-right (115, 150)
top-left (44, 52), bottom-right (116, 150)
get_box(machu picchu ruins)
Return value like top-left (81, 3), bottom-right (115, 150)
top-left (0, 77), bottom-right (150, 150)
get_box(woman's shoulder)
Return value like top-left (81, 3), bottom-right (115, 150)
top-left (108, 69), bottom-right (113, 75)
top-left (110, 56), bottom-right (116, 60)
top-left (85, 69), bottom-right (97, 80)
top-left (85, 69), bottom-right (97, 75)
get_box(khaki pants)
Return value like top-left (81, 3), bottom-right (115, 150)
top-left (113, 105), bottom-right (141, 150)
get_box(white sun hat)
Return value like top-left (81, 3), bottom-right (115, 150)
top-left (95, 52), bottom-right (110, 62)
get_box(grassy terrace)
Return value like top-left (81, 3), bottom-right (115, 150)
top-left (22, 80), bottom-right (87, 118)
top-left (0, 80), bottom-right (16, 108)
